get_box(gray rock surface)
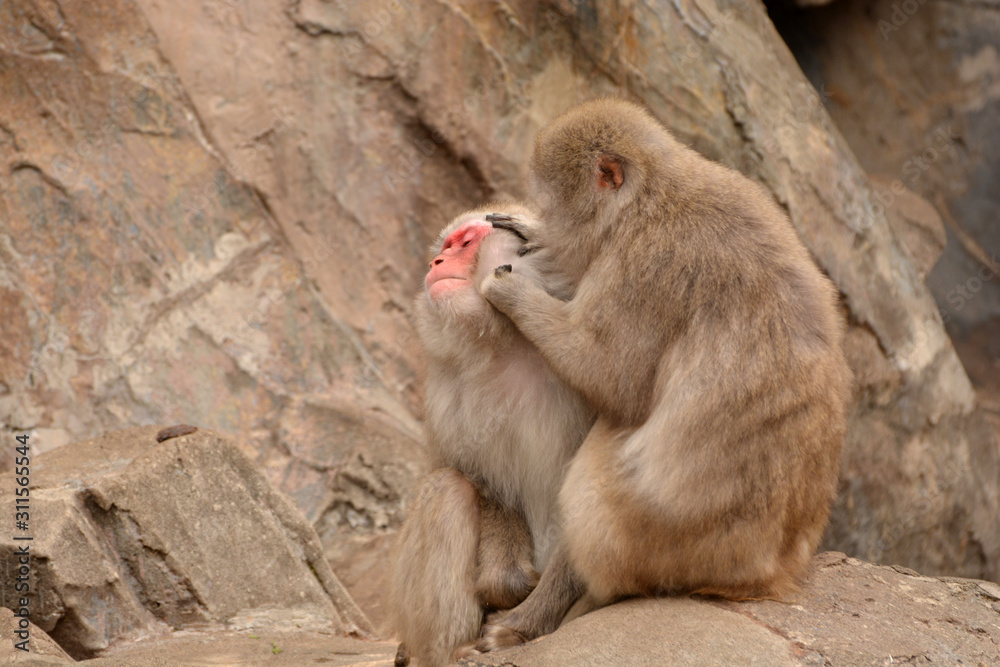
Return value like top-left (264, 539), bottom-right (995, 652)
top-left (0, 426), bottom-right (371, 659)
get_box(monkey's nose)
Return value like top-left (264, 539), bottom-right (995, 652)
top-left (431, 257), bottom-right (444, 267)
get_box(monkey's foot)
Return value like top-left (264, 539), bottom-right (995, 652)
top-left (453, 622), bottom-right (527, 660)
top-left (475, 621), bottom-right (529, 652)
top-left (394, 642), bottom-right (410, 666)
top-left (452, 643), bottom-right (482, 660)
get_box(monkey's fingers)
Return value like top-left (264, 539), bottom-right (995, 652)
top-left (494, 264), bottom-right (513, 277)
top-left (516, 243), bottom-right (541, 257)
top-left (487, 215), bottom-right (530, 242)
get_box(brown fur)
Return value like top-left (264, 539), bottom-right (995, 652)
top-left (388, 204), bottom-right (594, 666)
top-left (477, 98), bottom-right (852, 646)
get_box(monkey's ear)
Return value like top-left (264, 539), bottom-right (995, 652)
top-left (596, 155), bottom-right (624, 191)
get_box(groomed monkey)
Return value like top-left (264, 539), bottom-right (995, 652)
top-left (474, 98), bottom-right (852, 650)
top-left (388, 204), bottom-right (593, 666)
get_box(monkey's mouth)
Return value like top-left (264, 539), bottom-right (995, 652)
top-left (427, 276), bottom-right (468, 299)
top-left (427, 275), bottom-right (467, 287)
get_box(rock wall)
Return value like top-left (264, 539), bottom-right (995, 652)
top-left (0, 0), bottom-right (997, 625)
top-left (770, 0), bottom-right (1000, 412)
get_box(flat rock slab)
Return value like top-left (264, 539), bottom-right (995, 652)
top-left (0, 617), bottom-right (396, 667)
top-left (462, 552), bottom-right (1000, 666)
top-left (81, 631), bottom-right (397, 667)
top-left (0, 426), bottom-right (370, 660)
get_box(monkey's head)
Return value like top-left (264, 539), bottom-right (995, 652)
top-left (528, 98), bottom-right (682, 261)
top-left (415, 204), bottom-right (535, 357)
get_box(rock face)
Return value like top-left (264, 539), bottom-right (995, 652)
top-left (768, 0), bottom-right (1000, 576)
top-left (462, 552), bottom-right (1000, 667)
top-left (0, 426), bottom-right (371, 659)
top-left (773, 0), bottom-right (1000, 336)
top-left (0, 0), bottom-right (997, 626)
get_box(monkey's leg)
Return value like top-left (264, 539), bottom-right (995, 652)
top-left (388, 468), bottom-right (482, 667)
top-left (471, 543), bottom-right (585, 653)
top-left (476, 496), bottom-right (539, 610)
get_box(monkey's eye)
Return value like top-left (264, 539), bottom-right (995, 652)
top-left (462, 239), bottom-right (472, 248)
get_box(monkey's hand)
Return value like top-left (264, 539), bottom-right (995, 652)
top-left (487, 213), bottom-right (542, 257)
top-left (479, 264), bottom-right (523, 315)
top-left (486, 213), bottom-right (531, 242)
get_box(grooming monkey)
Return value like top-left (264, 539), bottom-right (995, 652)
top-left (388, 204), bottom-right (593, 666)
top-left (473, 98), bottom-right (852, 650)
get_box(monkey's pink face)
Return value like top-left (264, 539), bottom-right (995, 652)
top-left (425, 220), bottom-right (493, 301)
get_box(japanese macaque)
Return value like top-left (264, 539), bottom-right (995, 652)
top-left (474, 98), bottom-right (853, 650)
top-left (388, 204), bottom-right (593, 666)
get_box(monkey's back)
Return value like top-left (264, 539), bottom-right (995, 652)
top-left (539, 98), bottom-right (852, 601)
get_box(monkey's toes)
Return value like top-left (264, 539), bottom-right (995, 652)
top-left (394, 643), bottom-right (410, 666)
top-left (453, 643), bottom-right (482, 660)
top-left (476, 623), bottom-right (529, 653)
top-left (494, 264), bottom-right (513, 277)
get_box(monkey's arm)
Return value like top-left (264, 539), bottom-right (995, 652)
top-left (480, 268), bottom-right (607, 395)
top-left (476, 497), bottom-right (539, 610)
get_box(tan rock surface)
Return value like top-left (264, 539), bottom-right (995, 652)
top-left (0, 607), bottom-right (74, 665)
top-left (462, 553), bottom-right (1000, 666)
top-left (81, 631), bottom-right (397, 667)
top-left (1, 615), bottom-right (398, 667)
top-left (7, 553), bottom-right (999, 665)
